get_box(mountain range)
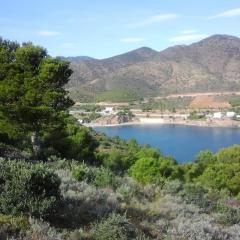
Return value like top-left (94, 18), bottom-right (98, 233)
top-left (66, 34), bottom-right (240, 101)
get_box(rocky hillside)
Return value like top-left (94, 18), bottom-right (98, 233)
top-left (67, 35), bottom-right (240, 100)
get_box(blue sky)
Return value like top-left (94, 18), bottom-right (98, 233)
top-left (0, 0), bottom-right (240, 59)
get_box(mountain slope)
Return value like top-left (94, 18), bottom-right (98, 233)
top-left (67, 35), bottom-right (240, 100)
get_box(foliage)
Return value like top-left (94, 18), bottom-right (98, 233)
top-left (91, 213), bottom-right (138, 240)
top-left (216, 145), bottom-right (240, 164)
top-left (188, 111), bottom-right (205, 120)
top-left (129, 156), bottom-right (181, 185)
top-left (195, 150), bottom-right (216, 167)
top-left (229, 98), bottom-right (240, 107)
top-left (197, 163), bottom-right (240, 195)
top-left (0, 214), bottom-right (29, 239)
top-left (102, 148), bottom-right (135, 173)
top-left (71, 162), bottom-right (94, 182)
top-left (91, 167), bottom-right (117, 188)
top-left (96, 90), bottom-right (141, 102)
top-left (0, 39), bottom-right (74, 158)
top-left (0, 160), bottom-right (61, 218)
top-left (139, 97), bottom-right (192, 111)
top-left (44, 117), bottom-right (99, 163)
top-left (65, 122), bottom-right (98, 163)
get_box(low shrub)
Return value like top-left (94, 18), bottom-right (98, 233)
top-left (92, 167), bottom-right (117, 188)
top-left (0, 214), bottom-right (29, 239)
top-left (91, 213), bottom-right (137, 240)
top-left (71, 163), bottom-right (91, 181)
top-left (0, 160), bottom-right (61, 218)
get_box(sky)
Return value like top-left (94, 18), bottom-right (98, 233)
top-left (0, 0), bottom-right (240, 59)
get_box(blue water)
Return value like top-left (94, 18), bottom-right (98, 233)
top-left (94, 125), bottom-right (240, 163)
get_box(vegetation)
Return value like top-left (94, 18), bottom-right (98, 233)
top-left (0, 160), bottom-right (61, 218)
top-left (95, 90), bottom-right (141, 102)
top-left (1, 38), bottom-right (240, 239)
top-left (139, 97), bottom-right (192, 112)
top-left (188, 111), bottom-right (205, 120)
top-left (0, 38), bottom-right (73, 159)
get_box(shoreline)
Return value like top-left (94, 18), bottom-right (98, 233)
top-left (84, 119), bottom-right (240, 128)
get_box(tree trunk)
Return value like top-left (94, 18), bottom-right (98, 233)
top-left (31, 131), bottom-right (41, 160)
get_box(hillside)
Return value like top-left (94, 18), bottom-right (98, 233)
top-left (67, 35), bottom-right (240, 101)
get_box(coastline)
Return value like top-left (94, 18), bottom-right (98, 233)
top-left (84, 119), bottom-right (240, 128)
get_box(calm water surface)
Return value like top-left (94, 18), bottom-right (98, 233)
top-left (94, 124), bottom-right (240, 163)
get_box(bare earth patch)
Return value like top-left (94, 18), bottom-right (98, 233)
top-left (189, 96), bottom-right (231, 109)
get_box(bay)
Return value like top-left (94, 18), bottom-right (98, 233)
top-left (94, 124), bottom-right (240, 163)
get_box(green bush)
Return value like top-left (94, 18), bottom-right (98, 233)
top-left (44, 117), bottom-right (98, 163)
top-left (91, 213), bottom-right (137, 240)
top-left (0, 160), bottom-right (61, 218)
top-left (197, 163), bottom-right (240, 195)
top-left (135, 146), bottom-right (161, 159)
top-left (129, 156), bottom-right (180, 185)
top-left (66, 124), bottom-right (98, 163)
top-left (216, 145), bottom-right (240, 164)
top-left (92, 167), bottom-right (117, 188)
top-left (71, 163), bottom-right (93, 182)
top-left (102, 149), bottom-right (135, 173)
top-left (72, 164), bottom-right (117, 188)
top-left (195, 150), bottom-right (216, 167)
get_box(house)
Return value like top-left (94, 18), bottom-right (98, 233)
top-left (105, 107), bottom-right (114, 113)
top-left (77, 119), bottom-right (83, 124)
top-left (102, 107), bottom-right (114, 115)
top-left (212, 112), bottom-right (223, 119)
top-left (226, 112), bottom-right (235, 118)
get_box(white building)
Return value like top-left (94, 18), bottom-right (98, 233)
top-left (101, 107), bottom-right (115, 115)
top-left (226, 112), bottom-right (235, 118)
top-left (77, 119), bottom-right (83, 124)
top-left (105, 107), bottom-right (114, 113)
top-left (213, 112), bottom-right (223, 119)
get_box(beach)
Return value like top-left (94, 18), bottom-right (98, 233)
top-left (84, 118), bottom-right (240, 128)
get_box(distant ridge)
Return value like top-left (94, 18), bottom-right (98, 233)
top-left (67, 34), bottom-right (240, 99)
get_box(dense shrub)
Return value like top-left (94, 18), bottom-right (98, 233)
top-left (65, 124), bottom-right (98, 163)
top-left (136, 146), bottom-right (160, 159)
top-left (216, 145), bottom-right (240, 164)
top-left (102, 149), bottom-right (135, 173)
top-left (129, 156), bottom-right (181, 185)
top-left (180, 183), bottom-right (208, 207)
top-left (44, 117), bottom-right (98, 163)
top-left (91, 213), bottom-right (138, 240)
top-left (92, 167), bottom-right (117, 188)
top-left (71, 162), bottom-right (91, 181)
top-left (71, 164), bottom-right (117, 188)
top-left (0, 160), bottom-right (61, 218)
top-left (195, 150), bottom-right (216, 167)
top-left (197, 163), bottom-right (240, 195)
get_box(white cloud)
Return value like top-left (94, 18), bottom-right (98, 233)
top-left (37, 30), bottom-right (61, 37)
top-left (128, 14), bottom-right (180, 27)
top-left (169, 34), bottom-right (209, 43)
top-left (120, 37), bottom-right (146, 43)
top-left (210, 8), bottom-right (240, 19)
top-left (180, 29), bottom-right (198, 34)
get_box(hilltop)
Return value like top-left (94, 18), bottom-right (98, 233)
top-left (67, 34), bottom-right (240, 101)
